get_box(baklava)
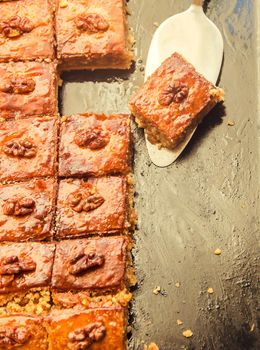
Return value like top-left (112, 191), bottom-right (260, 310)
top-left (0, 242), bottom-right (55, 316)
top-left (46, 307), bottom-right (127, 350)
top-left (56, 176), bottom-right (130, 239)
top-left (0, 179), bottom-right (56, 242)
top-left (0, 0), bottom-right (55, 62)
top-left (52, 237), bottom-right (128, 292)
top-left (0, 315), bottom-right (48, 349)
top-left (129, 52), bottom-right (224, 149)
top-left (51, 236), bottom-right (133, 309)
top-left (0, 61), bottom-right (57, 120)
top-left (59, 113), bottom-right (131, 177)
top-left (0, 116), bottom-right (58, 182)
top-left (56, 0), bottom-right (133, 70)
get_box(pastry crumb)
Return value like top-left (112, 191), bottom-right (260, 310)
top-left (207, 287), bottom-right (214, 294)
top-left (153, 286), bottom-right (161, 295)
top-left (58, 78), bottom-right (63, 87)
top-left (182, 329), bottom-right (193, 338)
top-left (153, 22), bottom-right (159, 27)
top-left (60, 0), bottom-right (68, 8)
top-left (144, 342), bottom-right (159, 350)
top-left (214, 248), bottom-right (222, 255)
top-left (227, 120), bottom-right (235, 126)
top-left (250, 324), bottom-right (255, 332)
top-left (175, 282), bottom-right (180, 288)
top-left (177, 319), bottom-right (183, 325)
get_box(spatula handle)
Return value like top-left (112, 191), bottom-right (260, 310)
top-left (192, 0), bottom-right (203, 5)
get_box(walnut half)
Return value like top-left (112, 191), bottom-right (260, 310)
top-left (68, 190), bottom-right (105, 213)
top-left (0, 327), bottom-right (31, 348)
top-left (74, 126), bottom-right (110, 150)
top-left (0, 16), bottom-right (33, 38)
top-left (158, 82), bottom-right (189, 106)
top-left (67, 322), bottom-right (106, 350)
top-left (69, 250), bottom-right (105, 276)
top-left (75, 13), bottom-right (109, 33)
top-left (3, 197), bottom-right (36, 216)
top-left (0, 76), bottom-right (36, 95)
top-left (0, 255), bottom-right (36, 288)
top-left (3, 139), bottom-right (37, 158)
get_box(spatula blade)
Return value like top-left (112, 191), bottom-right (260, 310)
top-left (144, 4), bottom-right (224, 167)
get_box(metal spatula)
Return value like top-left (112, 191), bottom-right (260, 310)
top-left (144, 0), bottom-right (224, 167)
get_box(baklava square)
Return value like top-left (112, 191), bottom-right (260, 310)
top-left (56, 176), bottom-right (129, 239)
top-left (0, 242), bottom-right (55, 294)
top-left (129, 52), bottom-right (224, 149)
top-left (59, 114), bottom-right (131, 177)
top-left (46, 308), bottom-right (126, 350)
top-left (0, 116), bottom-right (58, 182)
top-left (52, 237), bottom-right (127, 292)
top-left (56, 0), bottom-right (133, 70)
top-left (0, 178), bottom-right (56, 242)
top-left (0, 61), bottom-right (57, 120)
top-left (0, 0), bottom-right (55, 62)
top-left (0, 315), bottom-right (48, 349)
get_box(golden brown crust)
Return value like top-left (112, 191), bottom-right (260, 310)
top-left (59, 113), bottom-right (131, 177)
top-left (56, 0), bottom-right (133, 70)
top-left (52, 236), bottom-right (127, 292)
top-left (55, 177), bottom-right (129, 239)
top-left (0, 179), bottom-right (56, 242)
top-left (0, 61), bottom-right (58, 120)
top-left (129, 53), bottom-right (224, 149)
top-left (0, 314), bottom-right (48, 349)
top-left (0, 116), bottom-right (58, 182)
top-left (0, 242), bottom-right (55, 294)
top-left (0, 0), bottom-right (55, 62)
top-left (45, 308), bottom-right (126, 350)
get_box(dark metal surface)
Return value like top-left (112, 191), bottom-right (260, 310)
top-left (60, 1), bottom-right (260, 349)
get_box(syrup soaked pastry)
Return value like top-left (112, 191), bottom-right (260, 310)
top-left (46, 308), bottom-right (126, 350)
top-left (0, 61), bottom-right (57, 120)
top-left (52, 236), bottom-right (127, 292)
top-left (56, 176), bottom-right (129, 238)
top-left (0, 116), bottom-right (58, 182)
top-left (0, 0), bottom-right (55, 62)
top-left (0, 242), bottom-right (55, 294)
top-left (0, 315), bottom-right (48, 349)
top-left (56, 0), bottom-right (133, 70)
top-left (59, 113), bottom-right (131, 177)
top-left (0, 179), bottom-right (56, 242)
top-left (129, 53), bottom-right (224, 150)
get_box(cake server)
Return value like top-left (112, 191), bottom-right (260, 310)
top-left (144, 0), bottom-right (223, 167)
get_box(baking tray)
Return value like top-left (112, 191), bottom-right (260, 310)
top-left (60, 0), bottom-right (260, 349)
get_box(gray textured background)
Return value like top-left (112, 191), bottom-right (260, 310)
top-left (61, 0), bottom-right (260, 349)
